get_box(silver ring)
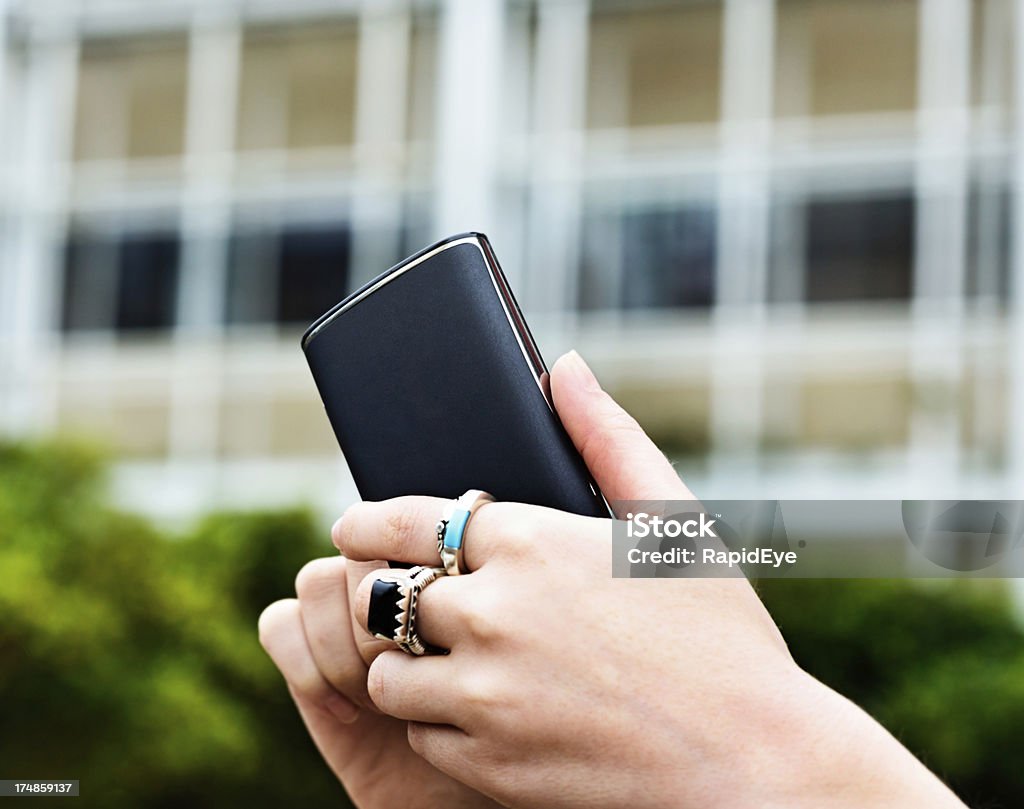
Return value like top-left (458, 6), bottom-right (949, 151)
top-left (436, 489), bottom-right (495, 575)
top-left (367, 565), bottom-right (447, 656)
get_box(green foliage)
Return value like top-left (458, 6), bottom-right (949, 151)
top-left (759, 579), bottom-right (1024, 806)
top-left (0, 441), bottom-right (349, 808)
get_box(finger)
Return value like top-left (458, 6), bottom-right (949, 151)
top-left (287, 685), bottom-right (360, 784)
top-left (406, 722), bottom-right (478, 787)
top-left (346, 558), bottom-right (399, 667)
top-left (353, 568), bottom-right (465, 650)
top-left (333, 496), bottom-right (502, 570)
top-left (332, 496), bottom-right (443, 564)
top-left (367, 650), bottom-right (461, 726)
top-left (294, 556), bottom-right (372, 708)
top-left (257, 599), bottom-right (359, 723)
top-left (550, 351), bottom-right (696, 508)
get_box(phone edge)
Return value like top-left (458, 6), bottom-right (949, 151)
top-left (301, 231), bottom-right (483, 351)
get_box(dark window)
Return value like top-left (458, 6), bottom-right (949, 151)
top-left (62, 231), bottom-right (179, 333)
top-left (580, 205), bottom-right (716, 311)
top-left (226, 224), bottom-right (350, 326)
top-left (805, 195), bottom-right (914, 302)
top-left (621, 207), bottom-right (716, 309)
top-left (278, 227), bottom-right (350, 324)
top-left (116, 234), bottom-right (179, 331)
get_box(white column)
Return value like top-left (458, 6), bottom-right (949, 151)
top-left (176, 10), bottom-right (241, 334)
top-left (2, 10), bottom-right (78, 436)
top-left (0, 0), bottom-right (13, 423)
top-left (167, 8), bottom-right (241, 463)
top-left (524, 0), bottom-right (589, 324)
top-left (908, 0), bottom-right (970, 491)
top-left (349, 0), bottom-right (411, 287)
top-left (709, 0), bottom-right (775, 485)
top-left (969, 0), bottom-right (1010, 486)
top-left (1009, 0), bottom-right (1024, 490)
top-left (432, 0), bottom-right (505, 237)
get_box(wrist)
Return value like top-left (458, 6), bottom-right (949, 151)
top-left (743, 668), bottom-right (964, 809)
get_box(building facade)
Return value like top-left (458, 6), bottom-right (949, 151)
top-left (0, 0), bottom-right (1021, 521)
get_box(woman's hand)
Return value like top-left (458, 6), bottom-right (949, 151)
top-left (258, 558), bottom-right (502, 808)
top-left (333, 352), bottom-right (966, 809)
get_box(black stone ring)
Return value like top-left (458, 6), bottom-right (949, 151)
top-left (367, 565), bottom-right (446, 656)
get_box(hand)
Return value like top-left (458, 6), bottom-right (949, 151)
top-left (334, 351), bottom-right (966, 809)
top-left (258, 556), bottom-right (502, 808)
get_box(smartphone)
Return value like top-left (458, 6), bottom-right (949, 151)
top-left (302, 232), bottom-right (609, 518)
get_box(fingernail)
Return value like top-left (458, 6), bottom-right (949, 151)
top-left (325, 693), bottom-right (360, 724)
top-left (561, 350), bottom-right (601, 392)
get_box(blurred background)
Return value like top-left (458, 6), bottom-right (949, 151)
top-left (1, 0), bottom-right (1024, 806)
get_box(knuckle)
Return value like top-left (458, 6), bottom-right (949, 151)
top-left (257, 599), bottom-right (297, 651)
top-left (458, 670), bottom-right (503, 716)
top-left (472, 502), bottom-right (533, 559)
top-left (356, 628), bottom-right (391, 668)
top-left (502, 525), bottom-right (534, 560)
top-left (294, 557), bottom-right (341, 599)
top-left (293, 668), bottom-right (327, 701)
top-left (471, 746), bottom-right (508, 791)
top-left (471, 500), bottom-right (514, 538)
top-left (460, 590), bottom-right (505, 642)
top-left (366, 655), bottom-right (390, 710)
top-left (406, 721), bottom-right (430, 756)
top-left (501, 522), bottom-right (539, 564)
top-left (382, 505), bottom-right (422, 560)
top-left (367, 643), bottom-right (396, 672)
top-left (579, 405), bottom-right (642, 466)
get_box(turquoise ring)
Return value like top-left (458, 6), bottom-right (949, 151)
top-left (435, 490), bottom-right (495, 575)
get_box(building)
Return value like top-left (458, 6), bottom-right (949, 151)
top-left (0, 0), bottom-right (1021, 522)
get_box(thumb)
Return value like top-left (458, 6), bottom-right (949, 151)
top-left (550, 351), bottom-right (695, 509)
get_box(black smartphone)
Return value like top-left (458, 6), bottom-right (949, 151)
top-left (302, 232), bottom-right (609, 518)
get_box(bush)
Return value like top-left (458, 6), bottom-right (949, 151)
top-left (759, 579), bottom-right (1024, 805)
top-left (0, 441), bottom-right (349, 808)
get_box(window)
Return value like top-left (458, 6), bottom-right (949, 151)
top-left (580, 204), bottom-right (716, 310)
top-left (621, 208), bottom-right (716, 308)
top-left (804, 195), bottom-right (915, 303)
top-left (277, 228), bottom-right (351, 323)
top-left (116, 235), bottom-right (180, 331)
top-left (226, 224), bottom-right (350, 327)
top-left (63, 231), bottom-right (180, 333)
top-left (237, 22), bottom-right (359, 152)
top-left (775, 0), bottom-right (918, 117)
top-left (587, 2), bottom-right (723, 129)
top-left (74, 37), bottom-right (188, 161)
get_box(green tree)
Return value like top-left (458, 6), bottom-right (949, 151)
top-left (0, 441), bottom-right (349, 808)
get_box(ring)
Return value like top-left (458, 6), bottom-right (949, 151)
top-left (367, 565), bottom-right (446, 656)
top-left (435, 489), bottom-right (495, 575)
